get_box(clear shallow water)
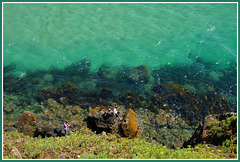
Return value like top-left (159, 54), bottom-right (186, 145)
top-left (4, 3), bottom-right (237, 70)
top-left (3, 3), bottom-right (237, 101)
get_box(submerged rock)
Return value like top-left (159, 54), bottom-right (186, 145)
top-left (63, 59), bottom-right (91, 78)
top-left (155, 110), bottom-right (179, 128)
top-left (97, 65), bottom-right (117, 79)
top-left (38, 83), bottom-right (79, 105)
top-left (129, 65), bottom-right (149, 84)
top-left (38, 87), bottom-right (57, 101)
top-left (150, 83), bottom-right (235, 126)
top-left (57, 83), bottom-right (78, 105)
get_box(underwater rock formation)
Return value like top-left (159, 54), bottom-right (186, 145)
top-left (99, 88), bottom-right (113, 100)
top-left (38, 87), bottom-right (57, 101)
top-left (183, 112), bottom-right (237, 148)
top-left (57, 83), bottom-right (79, 105)
top-left (15, 111), bottom-right (38, 137)
top-left (63, 59), bottom-right (92, 78)
top-left (97, 65), bottom-right (117, 79)
top-left (122, 109), bottom-right (141, 138)
top-left (152, 61), bottom-right (237, 101)
top-left (129, 65), bottom-right (149, 84)
top-left (38, 98), bottom-right (89, 132)
top-left (150, 83), bottom-right (234, 125)
top-left (88, 106), bottom-right (119, 133)
top-left (38, 83), bottom-right (79, 105)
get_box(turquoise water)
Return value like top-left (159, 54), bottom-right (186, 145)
top-left (3, 3), bottom-right (237, 101)
top-left (4, 3), bottom-right (237, 71)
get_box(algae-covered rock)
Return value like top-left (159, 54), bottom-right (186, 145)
top-left (15, 111), bottom-right (38, 136)
top-left (38, 83), bottom-right (79, 105)
top-left (41, 109), bottom-right (54, 121)
top-left (3, 105), bottom-right (14, 114)
top-left (69, 114), bottom-right (87, 132)
top-left (202, 112), bottom-right (237, 146)
top-left (155, 111), bottom-right (167, 126)
top-left (70, 105), bottom-right (83, 115)
top-left (183, 112), bottom-right (237, 148)
top-left (121, 108), bottom-right (140, 138)
top-left (38, 87), bottom-right (57, 101)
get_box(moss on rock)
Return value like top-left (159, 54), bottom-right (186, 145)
top-left (122, 109), bottom-right (141, 138)
top-left (15, 111), bottom-right (38, 136)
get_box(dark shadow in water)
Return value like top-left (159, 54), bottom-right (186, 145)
top-left (3, 58), bottom-right (237, 120)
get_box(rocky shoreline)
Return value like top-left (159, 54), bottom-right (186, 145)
top-left (3, 61), bottom-right (237, 153)
top-left (3, 109), bottom-right (237, 159)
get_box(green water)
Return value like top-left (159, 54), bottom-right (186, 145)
top-left (3, 3), bottom-right (237, 71)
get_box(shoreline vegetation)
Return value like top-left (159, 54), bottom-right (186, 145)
top-left (3, 59), bottom-right (237, 159)
top-left (3, 124), bottom-right (237, 159)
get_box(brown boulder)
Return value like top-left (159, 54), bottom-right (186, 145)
top-left (88, 106), bottom-right (119, 133)
top-left (122, 109), bottom-right (141, 138)
top-left (15, 111), bottom-right (38, 136)
top-left (34, 125), bottom-right (67, 138)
